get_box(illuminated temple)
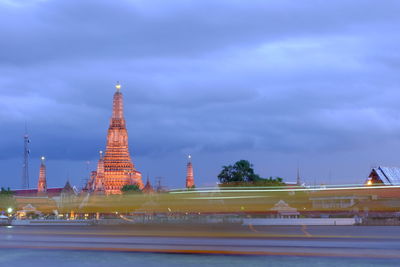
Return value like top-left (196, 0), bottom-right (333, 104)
top-left (37, 156), bottom-right (47, 195)
top-left (89, 83), bottom-right (143, 194)
top-left (186, 155), bottom-right (195, 188)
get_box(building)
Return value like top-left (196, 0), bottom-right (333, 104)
top-left (14, 156), bottom-right (63, 198)
top-left (90, 82), bottom-right (143, 194)
top-left (366, 166), bottom-right (400, 186)
top-left (186, 155), bottom-right (195, 188)
top-left (270, 200), bottom-right (300, 218)
top-left (13, 158), bottom-right (77, 216)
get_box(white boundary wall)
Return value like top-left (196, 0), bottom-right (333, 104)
top-left (242, 218), bottom-right (357, 226)
top-left (12, 219), bottom-right (94, 226)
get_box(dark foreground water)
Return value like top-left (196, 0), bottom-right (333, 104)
top-left (0, 249), bottom-right (397, 267)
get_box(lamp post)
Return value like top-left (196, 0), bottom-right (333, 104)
top-left (7, 207), bottom-right (13, 218)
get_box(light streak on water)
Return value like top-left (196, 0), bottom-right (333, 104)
top-left (185, 196), bottom-right (268, 200)
top-left (169, 184), bottom-right (400, 194)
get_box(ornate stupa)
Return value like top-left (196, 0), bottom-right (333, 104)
top-left (101, 82), bottom-right (143, 194)
top-left (186, 155), bottom-right (195, 188)
top-left (93, 151), bottom-right (105, 192)
top-left (37, 156), bottom-right (47, 194)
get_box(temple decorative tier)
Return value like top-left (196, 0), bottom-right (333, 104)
top-left (92, 151), bottom-right (105, 192)
top-left (101, 82), bottom-right (143, 194)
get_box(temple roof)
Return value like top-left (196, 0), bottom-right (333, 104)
top-left (142, 179), bottom-right (155, 194)
top-left (13, 188), bottom-right (63, 197)
top-left (61, 181), bottom-right (76, 195)
top-left (370, 167), bottom-right (400, 185)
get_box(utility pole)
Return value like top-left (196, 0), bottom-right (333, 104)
top-left (155, 176), bottom-right (165, 192)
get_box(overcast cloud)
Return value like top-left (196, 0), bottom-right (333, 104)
top-left (1, 0), bottom-right (400, 189)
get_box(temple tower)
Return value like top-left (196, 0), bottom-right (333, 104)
top-left (37, 156), bottom-right (47, 194)
top-left (186, 155), bottom-right (195, 188)
top-left (93, 151), bottom-right (105, 192)
top-left (102, 82), bottom-right (143, 194)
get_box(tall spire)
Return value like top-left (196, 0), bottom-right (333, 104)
top-left (142, 175), bottom-right (155, 194)
top-left (102, 82), bottom-right (143, 194)
top-left (186, 155), bottom-right (195, 189)
top-left (112, 81), bottom-right (124, 119)
top-left (37, 156), bottom-right (47, 194)
top-left (296, 165), bottom-right (301, 186)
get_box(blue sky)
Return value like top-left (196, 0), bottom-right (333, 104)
top-left (1, 0), bottom-right (400, 189)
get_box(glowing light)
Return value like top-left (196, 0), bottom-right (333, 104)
top-left (186, 196), bottom-right (267, 200)
top-left (115, 82), bottom-right (121, 91)
top-left (7, 207), bottom-right (12, 213)
top-left (367, 180), bottom-right (372, 186)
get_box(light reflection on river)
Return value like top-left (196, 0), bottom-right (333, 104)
top-left (0, 249), bottom-right (397, 267)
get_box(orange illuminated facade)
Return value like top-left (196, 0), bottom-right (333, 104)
top-left (98, 83), bottom-right (143, 194)
top-left (37, 156), bottom-right (47, 195)
top-left (186, 155), bottom-right (195, 188)
top-left (92, 151), bottom-right (105, 192)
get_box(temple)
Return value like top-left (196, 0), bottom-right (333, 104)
top-left (142, 176), bottom-right (155, 194)
top-left (93, 82), bottom-right (143, 194)
top-left (186, 155), bottom-right (195, 188)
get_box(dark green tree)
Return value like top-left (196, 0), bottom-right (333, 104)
top-left (254, 176), bottom-right (285, 186)
top-left (0, 187), bottom-right (15, 211)
top-left (218, 160), bottom-right (285, 186)
top-left (218, 160), bottom-right (261, 183)
top-left (121, 184), bottom-right (141, 194)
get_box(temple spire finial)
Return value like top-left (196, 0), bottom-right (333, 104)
top-left (115, 81), bottom-right (121, 92)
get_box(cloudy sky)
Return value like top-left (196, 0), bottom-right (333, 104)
top-left (1, 0), bottom-right (400, 189)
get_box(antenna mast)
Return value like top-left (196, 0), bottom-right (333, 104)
top-left (21, 124), bottom-right (30, 189)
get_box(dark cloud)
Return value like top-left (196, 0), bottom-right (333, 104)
top-left (1, 0), bottom-right (400, 188)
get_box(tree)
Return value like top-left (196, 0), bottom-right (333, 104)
top-left (187, 185), bottom-right (196, 190)
top-left (217, 160), bottom-right (285, 186)
top-left (121, 184), bottom-right (141, 194)
top-left (218, 160), bottom-right (261, 183)
top-left (0, 187), bottom-right (15, 212)
top-left (254, 176), bottom-right (285, 186)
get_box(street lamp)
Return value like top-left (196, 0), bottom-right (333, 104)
top-left (7, 207), bottom-right (13, 213)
